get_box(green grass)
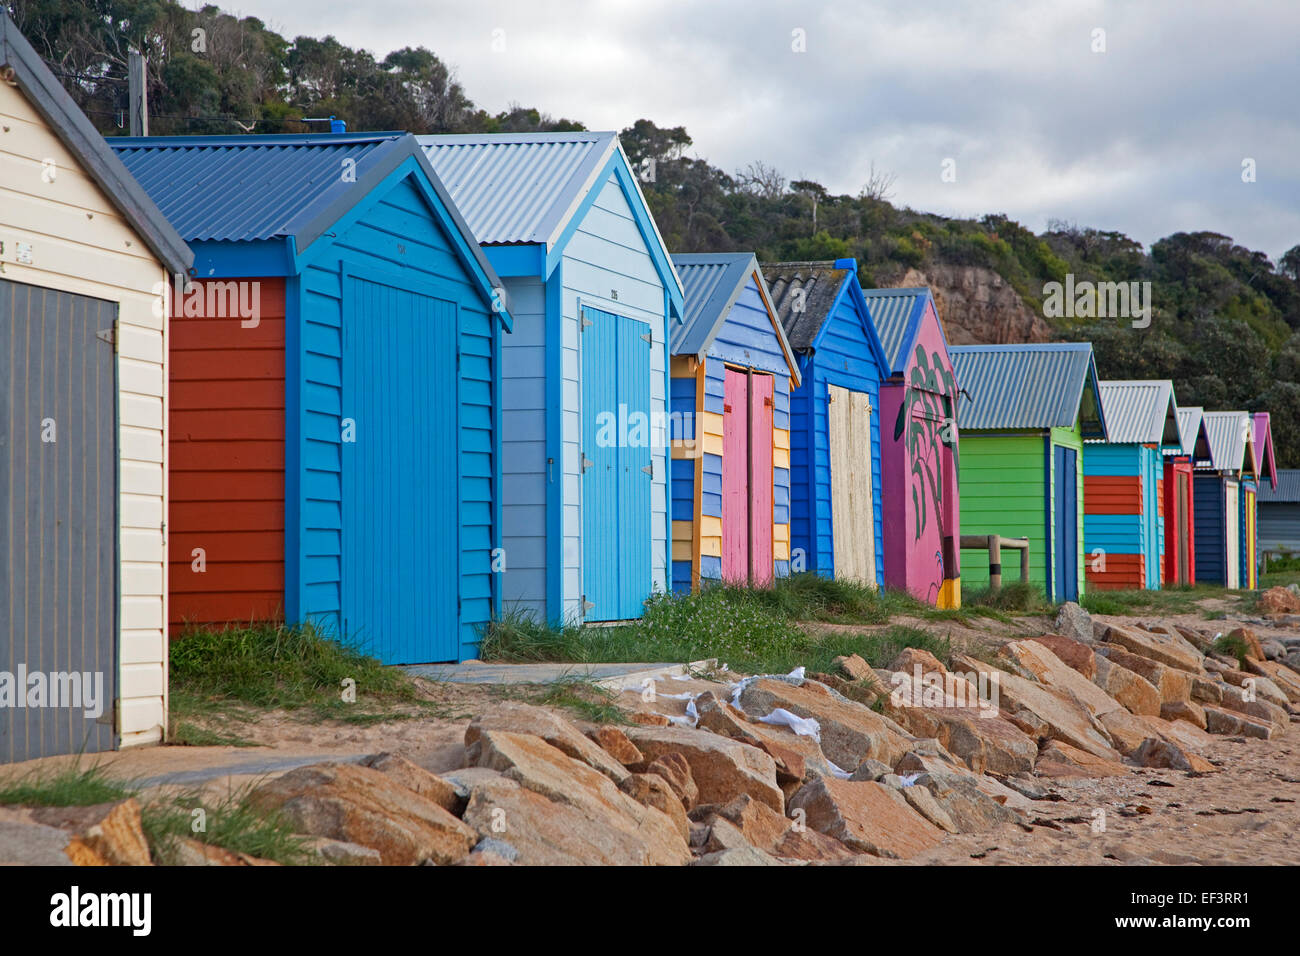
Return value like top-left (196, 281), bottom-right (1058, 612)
top-left (168, 721), bottom-right (259, 748)
top-left (1079, 584), bottom-right (1233, 616)
top-left (0, 762), bottom-right (134, 807)
top-left (1211, 631), bottom-right (1252, 667)
top-left (169, 621), bottom-right (439, 727)
top-left (962, 581), bottom-right (1052, 614)
top-left (141, 788), bottom-right (311, 866)
top-left (482, 584), bottom-right (952, 675)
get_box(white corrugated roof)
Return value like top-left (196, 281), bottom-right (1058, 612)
top-left (1096, 380), bottom-right (1179, 445)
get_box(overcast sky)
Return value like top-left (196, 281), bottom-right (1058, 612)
top-left (228, 0), bottom-right (1298, 260)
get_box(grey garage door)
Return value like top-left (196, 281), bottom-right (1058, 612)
top-left (0, 278), bottom-right (118, 762)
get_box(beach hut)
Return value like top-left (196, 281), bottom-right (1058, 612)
top-left (1193, 411), bottom-right (1257, 588)
top-left (861, 287), bottom-right (962, 608)
top-left (761, 260), bottom-right (890, 586)
top-left (1162, 406), bottom-right (1211, 586)
top-left (419, 132), bottom-right (683, 624)
top-left (111, 132), bottom-right (513, 664)
top-left (949, 343), bottom-right (1108, 602)
top-left (1082, 381), bottom-right (1180, 590)
top-left (1258, 470), bottom-right (1300, 563)
top-left (1240, 413), bottom-right (1277, 589)
top-left (666, 254), bottom-right (801, 592)
top-left (1, 13), bottom-right (193, 760)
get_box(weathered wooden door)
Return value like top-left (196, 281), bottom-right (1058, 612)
top-left (581, 307), bottom-right (652, 620)
top-left (1225, 481), bottom-right (1240, 589)
top-left (342, 276), bottom-right (458, 664)
top-left (722, 369), bottom-right (774, 586)
top-left (0, 278), bottom-right (118, 761)
top-left (827, 383), bottom-right (876, 586)
top-left (1176, 473), bottom-right (1191, 584)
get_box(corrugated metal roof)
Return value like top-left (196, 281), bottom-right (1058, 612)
top-left (110, 132), bottom-right (409, 242)
top-left (1201, 411), bottom-right (1254, 474)
top-left (1253, 412), bottom-right (1278, 489)
top-left (1172, 406), bottom-right (1211, 459)
top-left (761, 261), bottom-right (852, 350)
top-left (860, 287), bottom-right (930, 375)
top-left (670, 253), bottom-right (799, 384)
top-left (418, 132), bottom-right (615, 246)
top-left (1259, 469), bottom-right (1300, 502)
top-left (949, 343), bottom-right (1106, 436)
top-left (1096, 380), bottom-right (1179, 445)
top-left (1, 12), bottom-right (192, 274)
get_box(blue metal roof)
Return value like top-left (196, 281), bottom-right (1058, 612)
top-left (419, 132), bottom-right (616, 246)
top-left (1095, 380), bottom-right (1179, 445)
top-left (670, 253), bottom-right (800, 384)
top-left (1259, 469), bottom-right (1300, 503)
top-left (107, 131), bottom-right (509, 326)
top-left (859, 287), bottom-right (938, 376)
top-left (110, 132), bottom-right (412, 242)
top-left (949, 342), bottom-right (1107, 437)
top-left (1201, 411), bottom-right (1255, 475)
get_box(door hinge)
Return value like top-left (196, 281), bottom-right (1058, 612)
top-left (641, 331), bottom-right (652, 345)
top-left (642, 463), bottom-right (654, 477)
top-left (582, 454), bottom-right (594, 471)
top-left (582, 596), bottom-right (594, 612)
top-left (100, 699), bottom-right (120, 732)
top-left (96, 321), bottom-right (117, 351)
top-left (581, 314), bottom-right (594, 330)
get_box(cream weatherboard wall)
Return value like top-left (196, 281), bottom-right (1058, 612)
top-left (0, 79), bottom-right (169, 747)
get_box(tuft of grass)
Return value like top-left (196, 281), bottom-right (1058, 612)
top-left (168, 721), bottom-right (259, 748)
top-left (533, 678), bottom-right (628, 725)
top-left (963, 581), bottom-right (1050, 613)
top-left (170, 621), bottom-right (438, 726)
top-left (141, 787), bottom-right (311, 866)
top-left (0, 762), bottom-right (134, 807)
top-left (1080, 584), bottom-right (1238, 617)
top-left (1211, 631), bottom-right (1251, 667)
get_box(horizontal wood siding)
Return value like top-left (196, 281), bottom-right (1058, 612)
top-left (958, 433), bottom-right (1046, 593)
top-left (169, 278), bottom-right (285, 630)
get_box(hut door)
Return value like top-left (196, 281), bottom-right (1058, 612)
top-left (721, 370), bottom-right (774, 586)
top-left (1053, 445), bottom-right (1079, 601)
top-left (0, 278), bottom-right (119, 761)
top-left (1176, 473), bottom-right (1191, 584)
top-left (581, 308), bottom-right (652, 621)
top-left (1244, 488), bottom-right (1256, 589)
top-left (1225, 482), bottom-right (1240, 588)
top-left (827, 384), bottom-right (877, 586)
top-left (341, 277), bottom-right (458, 664)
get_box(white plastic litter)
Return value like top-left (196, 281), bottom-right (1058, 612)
top-left (654, 691), bottom-right (696, 701)
top-left (755, 707), bottom-right (821, 741)
top-left (826, 760), bottom-right (853, 780)
top-left (899, 773), bottom-right (921, 788)
top-left (666, 698), bottom-right (700, 728)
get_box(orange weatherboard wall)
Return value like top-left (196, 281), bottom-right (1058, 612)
top-left (1086, 553), bottom-right (1145, 589)
top-left (169, 278), bottom-right (286, 632)
top-left (1083, 475), bottom-right (1143, 514)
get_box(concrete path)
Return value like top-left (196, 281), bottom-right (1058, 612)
top-left (403, 659), bottom-right (716, 691)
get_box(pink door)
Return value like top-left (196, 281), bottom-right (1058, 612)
top-left (748, 373), bottom-right (774, 586)
top-left (722, 368), bottom-right (775, 586)
top-left (722, 369), bottom-right (749, 583)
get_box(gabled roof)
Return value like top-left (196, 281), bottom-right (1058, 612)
top-left (1259, 469), bottom-right (1300, 503)
top-left (670, 252), bottom-right (799, 384)
top-left (761, 259), bottom-right (889, 371)
top-left (0, 12), bottom-right (191, 275)
top-left (109, 132), bottom-right (509, 327)
top-left (418, 132), bottom-right (683, 306)
top-left (859, 286), bottom-right (949, 377)
top-left (1172, 406), bottom-right (1212, 459)
top-left (949, 342), bottom-right (1107, 437)
top-left (1096, 380), bottom-right (1180, 446)
top-left (1253, 412), bottom-right (1277, 489)
top-left (1201, 411), bottom-right (1256, 475)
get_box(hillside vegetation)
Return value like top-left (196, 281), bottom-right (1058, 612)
top-left (10, 0), bottom-right (1298, 463)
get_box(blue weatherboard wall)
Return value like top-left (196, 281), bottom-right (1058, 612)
top-left (421, 134), bottom-right (682, 625)
top-left (1194, 475), bottom-right (1225, 584)
top-left (769, 262), bottom-right (888, 584)
top-left (113, 134), bottom-right (509, 664)
top-left (1083, 443), bottom-right (1166, 589)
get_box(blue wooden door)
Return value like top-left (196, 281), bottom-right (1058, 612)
top-left (0, 279), bottom-right (119, 761)
top-left (341, 277), bottom-right (458, 663)
top-left (582, 307), bottom-right (652, 621)
top-left (1054, 445), bottom-right (1079, 601)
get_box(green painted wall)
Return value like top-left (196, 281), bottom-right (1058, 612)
top-left (958, 425), bottom-right (1086, 600)
top-left (958, 432), bottom-right (1047, 593)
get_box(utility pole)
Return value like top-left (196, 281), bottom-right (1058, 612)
top-left (128, 51), bottom-right (148, 136)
